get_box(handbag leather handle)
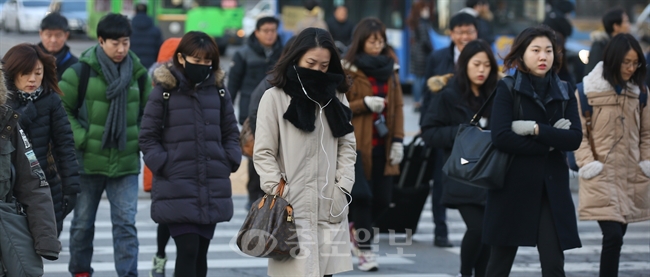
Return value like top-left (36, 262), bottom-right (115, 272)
top-left (470, 90), bottom-right (497, 126)
top-left (257, 178), bottom-right (287, 210)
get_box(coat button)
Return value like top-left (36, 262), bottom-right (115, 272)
top-left (6, 126), bottom-right (11, 130)
top-left (13, 114), bottom-right (18, 118)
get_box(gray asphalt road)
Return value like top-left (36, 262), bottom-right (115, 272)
top-left (1, 31), bottom-right (649, 277)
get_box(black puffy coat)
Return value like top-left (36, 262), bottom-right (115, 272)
top-left (485, 71), bottom-right (582, 250)
top-left (140, 64), bottom-right (241, 225)
top-left (38, 43), bottom-right (78, 81)
top-left (421, 79), bottom-right (488, 208)
top-left (227, 35), bottom-right (282, 124)
top-left (130, 13), bottom-right (163, 69)
top-left (7, 88), bottom-right (80, 235)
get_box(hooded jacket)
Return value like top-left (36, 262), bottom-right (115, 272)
top-left (130, 12), bottom-right (163, 69)
top-left (140, 64), bottom-right (241, 225)
top-left (575, 62), bottom-right (650, 223)
top-left (58, 45), bottom-right (152, 177)
top-left (0, 65), bottom-right (61, 260)
top-left (227, 34), bottom-right (283, 124)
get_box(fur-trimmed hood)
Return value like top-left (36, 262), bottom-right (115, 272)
top-left (590, 30), bottom-right (610, 42)
top-left (152, 62), bottom-right (226, 90)
top-left (583, 61), bottom-right (641, 95)
top-left (0, 64), bottom-right (8, 105)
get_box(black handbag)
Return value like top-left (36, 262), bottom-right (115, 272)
top-left (237, 179), bottom-right (300, 259)
top-left (442, 80), bottom-right (514, 190)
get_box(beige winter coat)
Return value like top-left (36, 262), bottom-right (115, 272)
top-left (575, 62), bottom-right (650, 223)
top-left (253, 87), bottom-right (356, 277)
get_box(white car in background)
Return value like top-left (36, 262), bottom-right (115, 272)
top-left (49, 0), bottom-right (87, 33)
top-left (1, 0), bottom-right (50, 33)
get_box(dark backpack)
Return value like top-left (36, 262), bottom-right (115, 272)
top-left (76, 62), bottom-right (148, 113)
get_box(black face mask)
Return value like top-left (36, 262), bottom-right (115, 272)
top-left (183, 59), bottom-right (212, 84)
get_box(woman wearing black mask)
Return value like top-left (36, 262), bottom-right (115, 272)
top-left (139, 31), bottom-right (242, 277)
top-left (253, 27), bottom-right (357, 277)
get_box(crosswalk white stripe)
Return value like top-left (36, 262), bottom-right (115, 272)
top-left (511, 261), bottom-right (650, 272)
top-left (43, 256), bottom-right (413, 273)
top-left (57, 229), bottom-right (650, 242)
top-left (443, 245), bottom-right (650, 255)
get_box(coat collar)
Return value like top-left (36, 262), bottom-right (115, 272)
top-left (512, 71), bottom-right (569, 113)
top-left (152, 62), bottom-right (226, 91)
top-left (582, 62), bottom-right (641, 95)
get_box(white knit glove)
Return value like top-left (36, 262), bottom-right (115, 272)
top-left (579, 161), bottom-right (603, 180)
top-left (511, 120), bottom-right (536, 136)
top-left (364, 96), bottom-right (385, 113)
top-left (639, 160), bottom-right (650, 178)
top-left (389, 142), bottom-right (404, 165)
top-left (553, 118), bottom-right (571, 130)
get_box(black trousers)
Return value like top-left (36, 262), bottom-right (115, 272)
top-left (173, 234), bottom-right (211, 277)
top-left (156, 223), bottom-right (170, 258)
top-left (348, 146), bottom-right (392, 250)
top-left (485, 194), bottom-right (565, 277)
top-left (597, 221), bottom-right (628, 277)
top-left (247, 159), bottom-right (264, 205)
top-left (430, 148), bottom-right (448, 238)
top-left (457, 205), bottom-right (490, 277)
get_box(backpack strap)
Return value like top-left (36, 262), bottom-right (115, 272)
top-left (577, 83), bottom-right (599, 161)
top-left (76, 62), bottom-right (91, 115)
top-left (161, 91), bottom-right (170, 129)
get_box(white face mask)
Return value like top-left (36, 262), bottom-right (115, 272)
top-left (421, 9), bottom-right (430, 19)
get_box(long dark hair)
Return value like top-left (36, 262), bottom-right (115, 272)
top-left (602, 33), bottom-right (646, 93)
top-left (173, 31), bottom-right (220, 72)
top-left (1, 43), bottom-right (61, 95)
top-left (344, 18), bottom-right (396, 65)
top-left (269, 27), bottom-right (349, 93)
top-left (407, 1), bottom-right (427, 31)
top-left (502, 25), bottom-right (562, 74)
top-left (455, 39), bottom-right (498, 112)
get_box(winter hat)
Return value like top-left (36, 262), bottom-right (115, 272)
top-left (157, 37), bottom-right (182, 63)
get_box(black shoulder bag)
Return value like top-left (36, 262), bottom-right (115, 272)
top-left (442, 77), bottom-right (516, 190)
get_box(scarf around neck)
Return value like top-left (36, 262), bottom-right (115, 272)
top-left (282, 66), bottom-right (354, 137)
top-left (354, 54), bottom-right (394, 82)
top-left (17, 86), bottom-right (44, 102)
top-left (96, 45), bottom-right (133, 151)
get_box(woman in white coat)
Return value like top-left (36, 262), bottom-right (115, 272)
top-left (253, 27), bottom-right (357, 277)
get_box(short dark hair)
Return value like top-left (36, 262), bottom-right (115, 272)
top-left (136, 3), bottom-right (147, 13)
top-left (40, 12), bottom-right (69, 31)
top-left (173, 31), bottom-right (220, 73)
top-left (466, 0), bottom-right (487, 8)
top-left (1, 43), bottom-right (61, 95)
top-left (455, 39), bottom-right (498, 112)
top-left (269, 27), bottom-right (349, 93)
top-left (502, 25), bottom-right (562, 73)
top-left (603, 8), bottom-right (626, 36)
top-left (97, 13), bottom-right (132, 41)
top-left (602, 33), bottom-right (646, 93)
top-left (344, 18), bottom-right (395, 65)
top-left (256, 16), bottom-right (279, 30)
top-left (304, 0), bottom-right (319, 11)
top-left (449, 12), bottom-right (477, 31)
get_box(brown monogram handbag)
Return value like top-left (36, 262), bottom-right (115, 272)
top-left (237, 178), bottom-right (299, 259)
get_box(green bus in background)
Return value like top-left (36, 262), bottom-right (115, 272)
top-left (86, 0), bottom-right (245, 53)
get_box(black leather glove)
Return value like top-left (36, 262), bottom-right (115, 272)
top-left (63, 193), bottom-right (77, 218)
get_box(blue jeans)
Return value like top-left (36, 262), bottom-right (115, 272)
top-left (412, 75), bottom-right (426, 104)
top-left (68, 174), bottom-right (139, 277)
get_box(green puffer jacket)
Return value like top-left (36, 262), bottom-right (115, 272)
top-left (58, 45), bottom-right (152, 177)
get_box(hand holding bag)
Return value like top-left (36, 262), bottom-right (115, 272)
top-left (0, 165), bottom-right (44, 277)
top-left (237, 178), bottom-right (299, 259)
top-left (442, 83), bottom-right (514, 190)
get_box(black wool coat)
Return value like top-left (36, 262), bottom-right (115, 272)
top-left (486, 71), bottom-right (582, 250)
top-left (7, 89), bottom-right (80, 234)
top-left (421, 79), bottom-right (488, 208)
top-left (420, 44), bottom-right (455, 123)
